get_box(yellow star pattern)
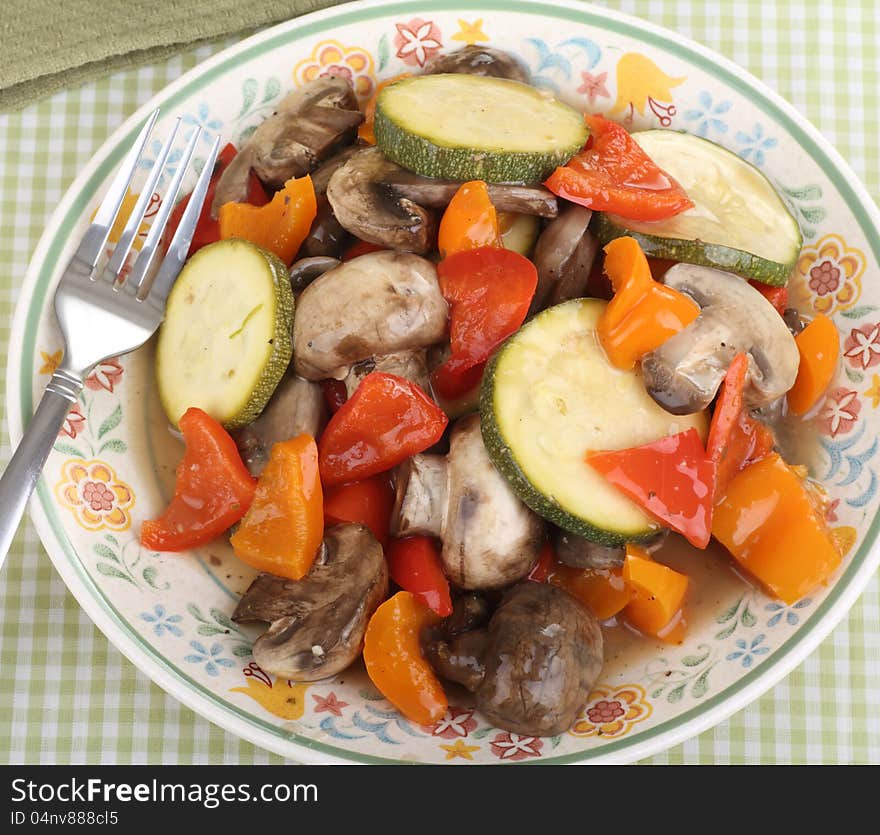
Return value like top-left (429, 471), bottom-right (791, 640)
top-left (452, 19), bottom-right (489, 46)
top-left (865, 374), bottom-right (880, 408)
top-left (39, 350), bottom-right (62, 375)
top-left (440, 739), bottom-right (481, 760)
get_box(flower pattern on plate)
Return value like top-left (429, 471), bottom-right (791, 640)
top-left (293, 40), bottom-right (376, 100)
top-left (844, 323), bottom-right (880, 370)
top-left (817, 387), bottom-right (862, 438)
top-left (609, 53), bottom-right (684, 126)
top-left (394, 18), bottom-right (442, 67)
top-left (55, 460), bottom-right (134, 531)
top-left (488, 732), bottom-right (543, 761)
top-left (569, 685), bottom-right (653, 738)
top-left (791, 234), bottom-right (866, 316)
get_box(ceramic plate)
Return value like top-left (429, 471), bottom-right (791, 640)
top-left (7, 0), bottom-right (880, 764)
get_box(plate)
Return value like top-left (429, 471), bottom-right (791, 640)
top-left (7, 0), bottom-right (880, 764)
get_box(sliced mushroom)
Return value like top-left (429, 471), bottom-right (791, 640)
top-left (232, 373), bottom-right (327, 477)
top-left (553, 528), bottom-right (625, 569)
top-left (327, 147), bottom-right (437, 253)
top-left (425, 582), bottom-right (603, 736)
top-left (642, 264), bottom-right (800, 414)
top-left (212, 77), bottom-right (363, 215)
top-left (392, 413), bottom-right (545, 589)
top-left (530, 205), bottom-right (597, 313)
top-left (289, 256), bottom-right (341, 294)
top-left (422, 45), bottom-right (530, 84)
top-left (232, 523), bottom-right (388, 681)
top-left (343, 348), bottom-right (432, 398)
top-left (293, 250), bottom-right (447, 381)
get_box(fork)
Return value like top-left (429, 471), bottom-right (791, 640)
top-left (0, 109), bottom-right (221, 569)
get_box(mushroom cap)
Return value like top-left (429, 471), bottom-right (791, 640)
top-left (422, 45), bottom-right (531, 84)
top-left (292, 250), bottom-right (448, 380)
top-left (232, 524), bottom-right (388, 681)
top-left (553, 527), bottom-right (625, 569)
top-left (642, 264), bottom-right (800, 414)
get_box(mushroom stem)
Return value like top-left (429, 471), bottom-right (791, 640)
top-left (392, 454), bottom-right (449, 538)
top-left (343, 348), bottom-right (432, 398)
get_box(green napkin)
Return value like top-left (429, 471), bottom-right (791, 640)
top-left (0, 0), bottom-right (344, 112)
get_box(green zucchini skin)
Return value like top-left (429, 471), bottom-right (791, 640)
top-left (374, 74), bottom-right (587, 184)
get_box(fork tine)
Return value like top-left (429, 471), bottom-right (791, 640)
top-left (104, 117), bottom-right (182, 282)
top-left (147, 135), bottom-right (222, 305)
top-left (123, 126), bottom-right (203, 297)
top-left (73, 108), bottom-right (160, 270)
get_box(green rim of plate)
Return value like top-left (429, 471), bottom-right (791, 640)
top-left (13, 0), bottom-right (880, 765)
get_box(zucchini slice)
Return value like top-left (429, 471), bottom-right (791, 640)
top-left (374, 74), bottom-right (588, 184)
top-left (481, 299), bottom-right (707, 545)
top-left (156, 239), bottom-right (294, 430)
top-left (594, 130), bottom-right (802, 287)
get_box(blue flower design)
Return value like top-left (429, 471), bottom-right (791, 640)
top-left (735, 123), bottom-right (778, 166)
top-left (683, 91), bottom-right (731, 137)
top-left (137, 139), bottom-right (183, 181)
top-left (182, 103), bottom-right (224, 147)
top-left (184, 641), bottom-right (234, 677)
top-left (726, 634), bottom-right (770, 668)
top-left (766, 598), bottom-right (813, 628)
top-left (139, 605), bottom-right (183, 638)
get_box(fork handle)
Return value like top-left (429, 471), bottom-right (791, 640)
top-left (0, 369), bottom-right (83, 569)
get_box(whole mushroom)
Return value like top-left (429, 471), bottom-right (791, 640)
top-left (422, 45), bottom-right (531, 84)
top-left (232, 523), bottom-right (388, 681)
top-left (392, 413), bottom-right (545, 589)
top-left (641, 264), bottom-right (800, 414)
top-left (426, 582), bottom-right (604, 736)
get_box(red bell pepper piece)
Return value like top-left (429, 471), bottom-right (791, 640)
top-left (323, 475), bottom-right (395, 547)
top-left (162, 143), bottom-right (269, 258)
top-left (141, 407), bottom-right (256, 551)
top-left (527, 541), bottom-right (556, 583)
top-left (318, 372), bottom-right (449, 486)
top-left (749, 280), bottom-right (788, 315)
top-left (544, 115), bottom-right (693, 221)
top-left (387, 536), bottom-right (453, 617)
top-left (586, 428), bottom-right (716, 549)
top-left (320, 379), bottom-right (348, 413)
top-left (706, 353), bottom-right (776, 499)
top-left (342, 239), bottom-right (387, 261)
top-left (431, 247), bottom-right (537, 398)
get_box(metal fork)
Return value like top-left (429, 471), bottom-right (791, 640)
top-left (0, 109), bottom-right (221, 568)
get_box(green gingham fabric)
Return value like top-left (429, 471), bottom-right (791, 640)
top-left (1, 0), bottom-right (878, 765)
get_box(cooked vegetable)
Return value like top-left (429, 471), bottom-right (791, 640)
top-left (750, 280), bottom-right (788, 315)
top-left (787, 313), bottom-right (840, 415)
top-left (552, 528), bottom-right (625, 569)
top-left (386, 536), bottom-right (453, 617)
top-left (498, 211), bottom-right (540, 256)
top-left (300, 146), bottom-right (362, 259)
top-left (425, 582), bottom-right (603, 737)
top-left (230, 435), bottom-right (324, 581)
top-left (640, 263), bottom-right (800, 414)
top-left (706, 353), bottom-right (775, 497)
top-left (594, 130), bottom-right (802, 286)
top-left (597, 236), bottom-right (700, 369)
top-left (622, 545), bottom-right (689, 642)
top-left (219, 174), bottom-right (317, 265)
top-left (292, 250), bottom-right (447, 381)
top-left (323, 476), bottom-right (395, 548)
top-left (318, 372), bottom-right (449, 487)
top-left (431, 247), bottom-right (538, 399)
top-left (437, 180), bottom-right (501, 257)
top-left (481, 298), bottom-right (707, 545)
top-left (288, 255), bottom-right (341, 293)
top-left (233, 523), bottom-right (388, 680)
top-left (359, 73), bottom-right (411, 145)
top-left (587, 428), bottom-right (716, 549)
top-left (544, 115), bottom-right (693, 220)
top-left (392, 413), bottom-right (544, 590)
top-left (232, 373), bottom-right (327, 478)
top-left (141, 408), bottom-right (255, 551)
top-left (422, 45), bottom-right (530, 83)
top-left (375, 74), bottom-right (588, 183)
top-left (713, 453), bottom-right (842, 604)
top-left (363, 591), bottom-right (448, 725)
top-left (156, 239), bottom-right (294, 430)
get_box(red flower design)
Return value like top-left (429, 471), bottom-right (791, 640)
top-left (312, 692), bottom-right (349, 717)
top-left (825, 498), bottom-right (840, 523)
top-left (425, 707), bottom-right (477, 739)
top-left (577, 71), bottom-right (610, 104)
top-left (60, 405), bottom-right (86, 439)
top-left (394, 19), bottom-right (442, 67)
top-left (81, 480), bottom-right (116, 513)
top-left (586, 699), bottom-right (625, 724)
top-left (844, 323), bottom-right (880, 370)
top-left (808, 260), bottom-right (842, 296)
top-left (489, 732), bottom-right (543, 761)
top-left (817, 387), bottom-right (861, 437)
top-left (85, 358), bottom-right (124, 393)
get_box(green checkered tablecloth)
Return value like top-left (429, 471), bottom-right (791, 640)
top-left (1, 0), bottom-right (878, 765)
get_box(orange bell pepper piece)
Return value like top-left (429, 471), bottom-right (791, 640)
top-left (218, 174), bottom-right (317, 265)
top-left (363, 591), bottom-right (448, 725)
top-left (787, 313), bottom-right (840, 416)
top-left (359, 73), bottom-right (411, 144)
top-left (712, 453), bottom-right (842, 604)
top-left (230, 435), bottom-right (324, 580)
top-left (621, 545), bottom-right (689, 643)
top-left (437, 180), bottom-right (502, 258)
top-left (597, 236), bottom-right (700, 369)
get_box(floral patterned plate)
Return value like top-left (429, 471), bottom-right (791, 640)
top-left (7, 0), bottom-right (880, 764)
